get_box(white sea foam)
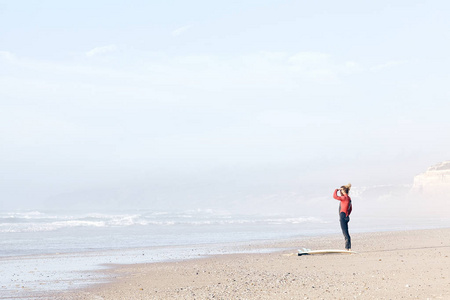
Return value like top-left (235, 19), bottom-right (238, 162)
top-left (2, 211), bottom-right (46, 219)
top-left (0, 210), bottom-right (328, 233)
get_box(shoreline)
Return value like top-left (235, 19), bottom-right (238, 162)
top-left (53, 227), bottom-right (450, 299)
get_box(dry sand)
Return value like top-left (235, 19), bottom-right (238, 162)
top-left (55, 228), bottom-right (450, 299)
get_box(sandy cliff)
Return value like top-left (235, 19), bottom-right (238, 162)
top-left (412, 161), bottom-right (450, 196)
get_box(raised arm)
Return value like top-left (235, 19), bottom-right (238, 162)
top-left (333, 189), bottom-right (345, 201)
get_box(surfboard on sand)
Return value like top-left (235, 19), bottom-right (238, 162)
top-left (298, 248), bottom-right (358, 256)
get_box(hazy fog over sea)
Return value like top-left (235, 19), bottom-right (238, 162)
top-left (2, 1), bottom-right (450, 218)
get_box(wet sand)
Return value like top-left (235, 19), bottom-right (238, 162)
top-left (55, 228), bottom-right (450, 299)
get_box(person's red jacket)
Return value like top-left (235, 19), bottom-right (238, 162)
top-left (333, 189), bottom-right (352, 216)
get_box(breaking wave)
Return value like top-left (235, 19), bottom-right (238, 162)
top-left (0, 210), bottom-right (326, 233)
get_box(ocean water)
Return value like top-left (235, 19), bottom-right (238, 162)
top-left (0, 209), bottom-right (333, 299)
top-left (0, 210), bottom-right (332, 255)
top-left (1, 209), bottom-right (450, 299)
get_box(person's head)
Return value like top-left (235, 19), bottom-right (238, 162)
top-left (340, 183), bottom-right (352, 195)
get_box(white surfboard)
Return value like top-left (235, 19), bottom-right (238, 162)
top-left (298, 248), bottom-right (357, 256)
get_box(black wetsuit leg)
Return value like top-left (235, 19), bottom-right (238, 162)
top-left (339, 212), bottom-right (351, 250)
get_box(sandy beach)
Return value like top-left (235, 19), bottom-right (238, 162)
top-left (51, 228), bottom-right (450, 300)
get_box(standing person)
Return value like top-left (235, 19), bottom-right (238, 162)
top-left (333, 183), bottom-right (352, 251)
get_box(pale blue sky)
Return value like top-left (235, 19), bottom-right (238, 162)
top-left (1, 0), bottom-right (449, 210)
